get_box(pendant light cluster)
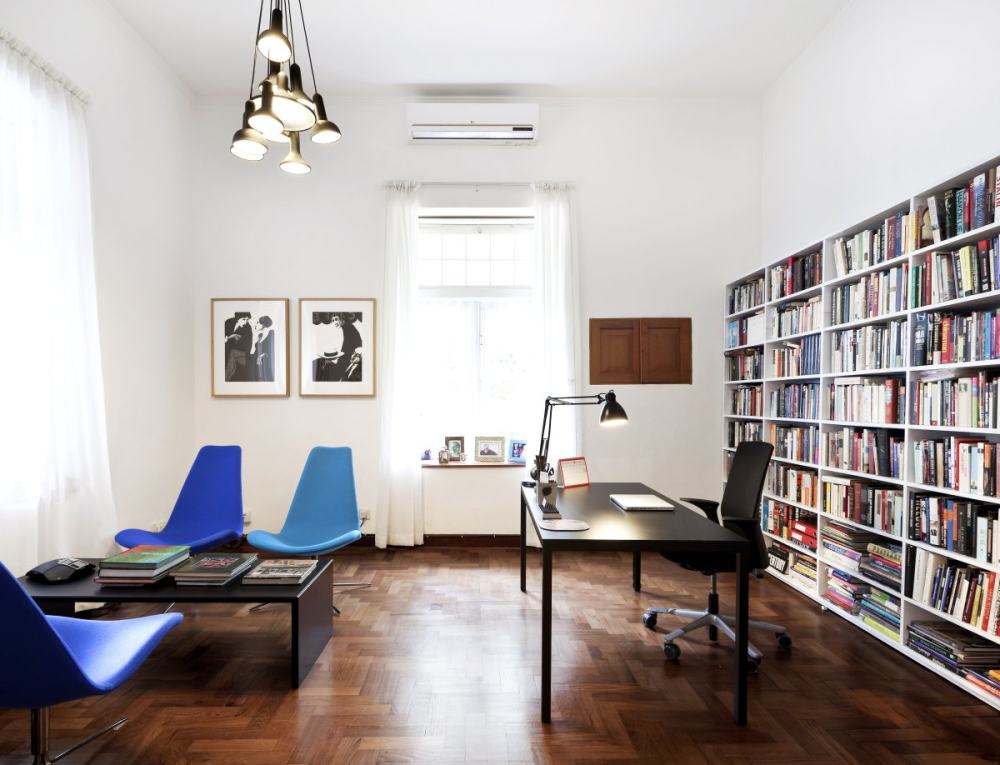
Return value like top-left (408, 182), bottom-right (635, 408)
top-left (230, 0), bottom-right (341, 174)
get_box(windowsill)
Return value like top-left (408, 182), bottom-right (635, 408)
top-left (422, 461), bottom-right (526, 468)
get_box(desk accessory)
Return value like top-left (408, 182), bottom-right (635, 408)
top-left (609, 493), bottom-right (673, 511)
top-left (538, 518), bottom-right (590, 531)
top-left (26, 558), bottom-right (94, 584)
top-left (558, 457), bottom-right (590, 488)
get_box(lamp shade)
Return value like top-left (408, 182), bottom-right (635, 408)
top-left (310, 94), bottom-right (342, 144)
top-left (253, 71), bottom-right (316, 132)
top-left (256, 8), bottom-right (292, 63)
top-left (279, 132), bottom-right (311, 175)
top-left (248, 81), bottom-right (284, 136)
top-left (230, 100), bottom-right (268, 160)
top-left (599, 390), bottom-right (628, 426)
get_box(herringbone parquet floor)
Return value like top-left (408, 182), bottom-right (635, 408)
top-left (1, 548), bottom-right (998, 764)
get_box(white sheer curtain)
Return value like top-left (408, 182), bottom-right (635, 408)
top-left (376, 182), bottom-right (425, 548)
top-left (532, 183), bottom-right (582, 464)
top-left (0, 31), bottom-right (117, 575)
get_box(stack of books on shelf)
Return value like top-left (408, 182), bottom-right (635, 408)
top-left (767, 423), bottom-right (820, 464)
top-left (821, 522), bottom-right (882, 575)
top-left (925, 169), bottom-right (998, 244)
top-left (726, 348), bottom-right (763, 381)
top-left (788, 551), bottom-right (818, 588)
top-left (823, 475), bottom-right (903, 536)
top-left (762, 498), bottom-right (817, 550)
top-left (910, 237), bottom-right (1000, 307)
top-left (828, 376), bottom-right (906, 424)
top-left (824, 567), bottom-right (866, 614)
top-left (769, 334), bottom-right (821, 377)
top-left (766, 463), bottom-right (818, 507)
top-left (830, 262), bottom-right (909, 324)
top-left (95, 545), bottom-right (190, 586)
top-left (911, 436), bottom-right (997, 496)
top-left (769, 381), bottom-right (820, 419)
top-left (908, 548), bottom-right (1000, 636)
top-left (727, 420), bottom-right (762, 447)
top-left (911, 308), bottom-right (1000, 366)
top-left (909, 495), bottom-right (1000, 562)
top-left (830, 320), bottom-right (906, 373)
top-left (728, 385), bottom-right (762, 416)
top-left (907, 621), bottom-right (1000, 700)
top-left (832, 210), bottom-right (916, 278)
top-left (726, 312), bottom-right (764, 348)
top-left (770, 252), bottom-right (822, 299)
top-left (171, 553), bottom-right (259, 586)
top-left (770, 296), bottom-right (822, 338)
top-left (858, 540), bottom-right (903, 591)
top-left (858, 589), bottom-right (901, 641)
top-left (728, 275), bottom-right (764, 315)
top-left (911, 371), bottom-right (999, 428)
top-left (243, 559), bottom-right (318, 585)
top-left (825, 426), bottom-right (903, 479)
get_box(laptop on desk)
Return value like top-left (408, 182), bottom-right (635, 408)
top-left (609, 493), bottom-right (674, 512)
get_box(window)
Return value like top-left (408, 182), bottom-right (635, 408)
top-left (414, 213), bottom-right (538, 451)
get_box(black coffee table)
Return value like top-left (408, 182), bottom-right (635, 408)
top-left (19, 559), bottom-right (333, 688)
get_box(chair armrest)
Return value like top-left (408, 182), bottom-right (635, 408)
top-left (680, 497), bottom-right (720, 524)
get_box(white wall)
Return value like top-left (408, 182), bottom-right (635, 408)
top-left (761, 0), bottom-right (1000, 262)
top-left (2, 0), bottom-right (195, 531)
top-left (191, 96), bottom-right (761, 534)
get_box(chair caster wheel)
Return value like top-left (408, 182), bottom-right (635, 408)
top-left (663, 642), bottom-right (681, 661)
top-left (748, 657), bottom-right (761, 674)
top-left (777, 633), bottom-right (792, 649)
top-left (642, 612), bottom-right (657, 629)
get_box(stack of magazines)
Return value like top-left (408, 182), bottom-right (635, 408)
top-left (95, 545), bottom-right (190, 585)
top-left (171, 553), bottom-right (258, 586)
top-left (243, 559), bottom-right (317, 585)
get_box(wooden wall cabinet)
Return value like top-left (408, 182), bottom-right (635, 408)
top-left (589, 318), bottom-right (691, 385)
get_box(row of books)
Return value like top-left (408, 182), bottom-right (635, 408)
top-left (767, 423), bottom-right (820, 465)
top-left (910, 371), bottom-right (999, 429)
top-left (823, 476), bottom-right (903, 536)
top-left (926, 169), bottom-right (999, 244)
top-left (769, 296), bottom-right (822, 338)
top-left (907, 620), bottom-right (1000, 701)
top-left (761, 499), bottom-right (817, 550)
top-left (823, 567), bottom-right (868, 615)
top-left (766, 463), bottom-right (818, 508)
top-left (728, 385), bottom-right (762, 417)
top-left (822, 523), bottom-right (902, 591)
top-left (770, 334), bottom-right (821, 377)
top-left (769, 251), bottom-right (822, 299)
top-left (831, 210), bottom-right (916, 278)
top-left (725, 312), bottom-right (764, 348)
top-left (910, 238), bottom-right (1000, 307)
top-left (829, 320), bottom-right (906, 373)
top-left (726, 348), bottom-right (763, 381)
top-left (908, 548), bottom-right (1000, 637)
top-left (95, 545), bottom-right (191, 585)
top-left (912, 309), bottom-right (1000, 366)
top-left (909, 495), bottom-right (1000, 563)
top-left (825, 427), bottom-right (903, 479)
top-left (858, 588), bottom-right (901, 641)
top-left (911, 437), bottom-right (997, 498)
top-left (830, 262), bottom-right (908, 325)
top-left (728, 275), bottom-right (764, 315)
top-left (726, 420), bottom-right (762, 448)
top-left (769, 381), bottom-right (820, 420)
top-left (829, 376), bottom-right (906, 424)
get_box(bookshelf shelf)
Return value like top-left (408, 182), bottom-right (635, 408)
top-left (723, 414), bottom-right (763, 421)
top-left (724, 341), bottom-right (764, 353)
top-left (817, 556), bottom-right (901, 593)
top-left (724, 378), bottom-right (763, 385)
top-left (724, 151), bottom-right (1000, 709)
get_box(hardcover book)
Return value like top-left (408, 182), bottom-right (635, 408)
top-left (101, 545), bottom-right (190, 569)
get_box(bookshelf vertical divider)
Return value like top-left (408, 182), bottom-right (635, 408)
top-left (724, 154), bottom-right (1000, 711)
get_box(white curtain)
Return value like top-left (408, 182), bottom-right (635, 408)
top-left (532, 183), bottom-right (582, 464)
top-left (376, 182), bottom-right (424, 548)
top-left (0, 32), bottom-right (117, 575)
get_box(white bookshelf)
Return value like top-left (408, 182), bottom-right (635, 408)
top-left (723, 153), bottom-right (1000, 710)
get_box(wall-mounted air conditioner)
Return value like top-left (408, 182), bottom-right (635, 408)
top-left (406, 103), bottom-right (538, 144)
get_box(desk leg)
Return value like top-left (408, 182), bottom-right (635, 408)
top-left (541, 546), bottom-right (552, 723)
top-left (291, 563), bottom-right (333, 688)
top-left (632, 551), bottom-right (641, 592)
top-left (520, 491), bottom-right (527, 593)
top-left (734, 551), bottom-right (749, 725)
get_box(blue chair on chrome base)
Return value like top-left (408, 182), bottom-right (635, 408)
top-left (247, 447), bottom-right (366, 614)
top-left (115, 445), bottom-right (244, 554)
top-left (0, 562), bottom-right (181, 764)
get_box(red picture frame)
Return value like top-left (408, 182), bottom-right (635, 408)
top-left (557, 457), bottom-right (590, 488)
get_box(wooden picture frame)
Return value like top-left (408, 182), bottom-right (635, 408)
top-left (474, 436), bottom-right (505, 463)
top-left (445, 436), bottom-right (464, 462)
top-left (299, 298), bottom-right (376, 397)
top-left (211, 298), bottom-right (290, 397)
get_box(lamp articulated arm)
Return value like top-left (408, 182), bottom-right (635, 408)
top-left (531, 393), bottom-right (612, 482)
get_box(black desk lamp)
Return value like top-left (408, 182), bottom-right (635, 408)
top-left (530, 389), bottom-right (628, 512)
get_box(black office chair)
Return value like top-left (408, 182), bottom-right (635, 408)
top-left (642, 441), bottom-right (791, 672)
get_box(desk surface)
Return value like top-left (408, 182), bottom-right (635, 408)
top-left (523, 482), bottom-right (749, 552)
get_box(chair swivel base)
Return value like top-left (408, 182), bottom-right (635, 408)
top-left (30, 707), bottom-right (127, 765)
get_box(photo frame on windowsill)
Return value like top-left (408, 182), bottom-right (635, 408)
top-left (445, 436), bottom-right (464, 462)
top-left (558, 457), bottom-right (590, 488)
top-left (474, 436), bottom-right (505, 463)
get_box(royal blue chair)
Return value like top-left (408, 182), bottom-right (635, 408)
top-left (247, 447), bottom-right (365, 613)
top-left (115, 445), bottom-right (244, 554)
top-left (0, 562), bottom-right (181, 763)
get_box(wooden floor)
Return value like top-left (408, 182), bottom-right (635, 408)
top-left (1, 548), bottom-right (999, 764)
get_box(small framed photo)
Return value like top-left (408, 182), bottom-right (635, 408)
top-left (508, 439), bottom-right (528, 464)
top-left (445, 436), bottom-right (464, 462)
top-left (475, 436), bottom-right (505, 463)
top-left (299, 298), bottom-right (376, 397)
top-left (211, 298), bottom-right (289, 397)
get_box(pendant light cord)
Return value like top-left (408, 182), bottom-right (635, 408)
top-left (249, 0), bottom-right (265, 98)
top-left (286, 0), bottom-right (296, 64)
top-left (297, 0), bottom-right (318, 93)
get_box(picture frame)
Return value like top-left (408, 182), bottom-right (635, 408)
top-left (475, 436), bottom-right (505, 463)
top-left (445, 436), bottom-right (464, 462)
top-left (211, 298), bottom-right (289, 397)
top-left (299, 298), bottom-right (376, 397)
top-left (508, 439), bottom-right (528, 464)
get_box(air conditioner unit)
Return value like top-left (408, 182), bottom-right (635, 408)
top-left (407, 103), bottom-right (538, 144)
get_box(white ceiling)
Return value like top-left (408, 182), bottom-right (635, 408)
top-left (109, 0), bottom-right (846, 98)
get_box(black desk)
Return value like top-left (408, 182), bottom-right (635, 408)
top-left (19, 560), bottom-right (333, 688)
top-left (519, 482), bottom-right (752, 724)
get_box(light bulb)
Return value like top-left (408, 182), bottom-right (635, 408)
top-left (279, 132), bottom-right (311, 175)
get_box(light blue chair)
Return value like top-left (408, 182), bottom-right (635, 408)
top-left (0, 562), bottom-right (181, 763)
top-left (247, 447), bottom-right (365, 613)
top-left (115, 445), bottom-right (244, 553)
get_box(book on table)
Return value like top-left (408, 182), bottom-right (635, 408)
top-left (171, 553), bottom-right (258, 586)
top-left (95, 545), bottom-right (190, 585)
top-left (243, 559), bottom-right (317, 585)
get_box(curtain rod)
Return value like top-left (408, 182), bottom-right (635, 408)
top-left (418, 181), bottom-right (532, 188)
top-left (0, 28), bottom-right (89, 104)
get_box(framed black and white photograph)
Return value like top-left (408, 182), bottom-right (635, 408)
top-left (445, 436), bottom-right (464, 462)
top-left (475, 436), bottom-right (505, 463)
top-left (211, 298), bottom-right (289, 397)
top-left (299, 298), bottom-right (376, 397)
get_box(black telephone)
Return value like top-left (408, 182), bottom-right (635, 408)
top-left (26, 558), bottom-right (94, 584)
